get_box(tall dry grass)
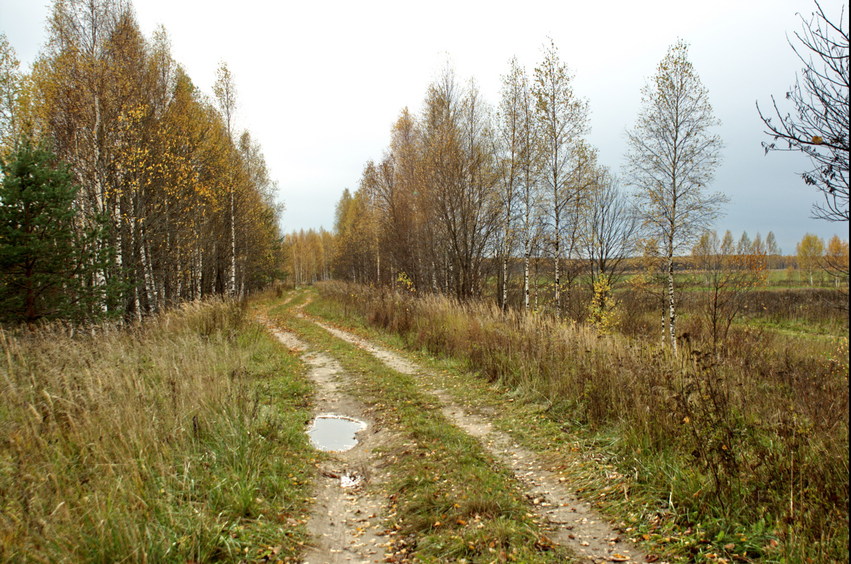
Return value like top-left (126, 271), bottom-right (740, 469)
top-left (317, 281), bottom-right (849, 561)
top-left (0, 299), bottom-right (312, 562)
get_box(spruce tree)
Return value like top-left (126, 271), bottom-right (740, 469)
top-left (0, 140), bottom-right (118, 323)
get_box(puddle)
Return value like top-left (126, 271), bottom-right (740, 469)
top-left (308, 415), bottom-right (367, 452)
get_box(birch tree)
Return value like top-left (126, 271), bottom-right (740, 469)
top-left (0, 34), bottom-right (19, 148)
top-left (2, 0), bottom-right (281, 318)
top-left (388, 108), bottom-right (429, 289)
top-left (765, 231), bottom-right (782, 269)
top-left (625, 40), bottom-right (726, 354)
top-left (213, 61), bottom-right (238, 295)
top-left (495, 57), bottom-right (530, 310)
top-left (797, 232), bottom-right (825, 285)
top-left (823, 234), bottom-right (849, 286)
top-left (532, 40), bottom-right (589, 316)
top-left (422, 68), bottom-right (498, 300)
top-left (737, 231), bottom-right (752, 256)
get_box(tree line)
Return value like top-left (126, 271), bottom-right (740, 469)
top-left (325, 39), bottom-right (725, 349)
top-left (331, 41), bottom-right (630, 309)
top-left (0, 0), bottom-right (283, 324)
top-left (320, 6), bottom-right (848, 352)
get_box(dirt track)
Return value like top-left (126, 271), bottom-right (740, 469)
top-left (262, 298), bottom-right (648, 563)
top-left (312, 319), bottom-right (647, 564)
top-left (267, 326), bottom-right (392, 563)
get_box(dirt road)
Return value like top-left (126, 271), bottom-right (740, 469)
top-left (264, 305), bottom-right (648, 563)
top-left (267, 326), bottom-right (391, 563)
top-left (314, 319), bottom-right (646, 564)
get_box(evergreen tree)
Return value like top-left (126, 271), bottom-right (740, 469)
top-left (0, 140), bottom-right (119, 323)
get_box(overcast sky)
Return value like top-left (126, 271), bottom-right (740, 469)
top-left (1, 0), bottom-right (847, 253)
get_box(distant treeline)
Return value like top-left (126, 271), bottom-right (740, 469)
top-left (294, 42), bottom-right (847, 325)
top-left (287, 222), bottom-right (848, 300)
top-left (275, 23), bottom-right (851, 357)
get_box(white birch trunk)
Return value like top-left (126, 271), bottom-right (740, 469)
top-left (141, 233), bottom-right (156, 312)
top-left (501, 253), bottom-right (509, 311)
top-left (667, 256), bottom-right (677, 355)
top-left (229, 188), bottom-right (236, 296)
top-left (523, 251), bottom-right (530, 312)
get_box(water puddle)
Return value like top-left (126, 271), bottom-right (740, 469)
top-left (308, 415), bottom-right (367, 452)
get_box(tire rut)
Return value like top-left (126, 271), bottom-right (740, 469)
top-left (311, 319), bottom-right (648, 564)
top-left (265, 324), bottom-right (393, 563)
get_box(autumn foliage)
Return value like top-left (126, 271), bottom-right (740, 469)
top-left (0, 1), bottom-right (283, 323)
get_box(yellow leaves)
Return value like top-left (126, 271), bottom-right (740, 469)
top-left (587, 276), bottom-right (621, 334)
top-left (116, 105), bottom-right (148, 125)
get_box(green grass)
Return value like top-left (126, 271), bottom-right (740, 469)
top-left (0, 299), bottom-right (315, 562)
top-left (265, 292), bottom-right (572, 563)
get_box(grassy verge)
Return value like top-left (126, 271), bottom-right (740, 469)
top-left (264, 291), bottom-right (571, 563)
top-left (308, 281), bottom-right (849, 563)
top-left (0, 299), bottom-right (314, 562)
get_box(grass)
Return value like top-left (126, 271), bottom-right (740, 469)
top-left (310, 281), bottom-right (849, 563)
top-left (0, 298), bottom-right (315, 562)
top-left (505, 266), bottom-right (848, 333)
top-left (263, 290), bottom-right (572, 563)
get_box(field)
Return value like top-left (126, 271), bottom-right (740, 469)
top-left (0, 300), bottom-right (315, 562)
top-left (312, 280), bottom-right (849, 561)
top-left (494, 263), bottom-right (848, 338)
top-left (0, 281), bottom-right (846, 562)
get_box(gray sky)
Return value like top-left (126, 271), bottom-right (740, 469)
top-left (1, 0), bottom-right (847, 253)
